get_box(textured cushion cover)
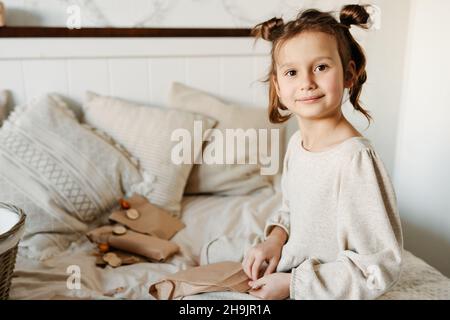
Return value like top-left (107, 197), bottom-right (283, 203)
top-left (82, 91), bottom-right (217, 216)
top-left (0, 94), bottom-right (144, 260)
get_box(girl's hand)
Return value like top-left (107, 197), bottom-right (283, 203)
top-left (242, 236), bottom-right (284, 281)
top-left (248, 273), bottom-right (291, 300)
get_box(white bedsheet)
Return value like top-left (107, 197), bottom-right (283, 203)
top-left (10, 184), bottom-right (450, 300)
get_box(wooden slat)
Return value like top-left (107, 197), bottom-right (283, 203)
top-left (0, 27), bottom-right (252, 38)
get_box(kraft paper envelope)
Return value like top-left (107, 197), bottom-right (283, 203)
top-left (122, 193), bottom-right (148, 207)
top-left (95, 250), bottom-right (147, 268)
top-left (108, 229), bottom-right (179, 262)
top-left (110, 194), bottom-right (185, 240)
top-left (86, 225), bottom-right (115, 244)
top-left (149, 261), bottom-right (251, 300)
top-left (87, 225), bottom-right (179, 262)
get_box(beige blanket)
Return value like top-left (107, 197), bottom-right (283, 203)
top-left (10, 186), bottom-right (450, 300)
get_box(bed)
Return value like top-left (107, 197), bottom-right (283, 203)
top-left (9, 184), bottom-right (450, 300)
top-left (1, 34), bottom-right (449, 300)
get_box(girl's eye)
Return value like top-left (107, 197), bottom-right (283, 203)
top-left (285, 70), bottom-right (297, 77)
top-left (314, 64), bottom-right (328, 72)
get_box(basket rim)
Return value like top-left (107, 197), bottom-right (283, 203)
top-left (0, 202), bottom-right (26, 241)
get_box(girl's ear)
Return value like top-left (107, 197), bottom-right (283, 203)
top-left (344, 61), bottom-right (357, 89)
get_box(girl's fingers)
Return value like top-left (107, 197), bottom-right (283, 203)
top-left (249, 279), bottom-right (265, 290)
top-left (251, 257), bottom-right (263, 281)
top-left (263, 257), bottom-right (278, 276)
top-left (248, 280), bottom-right (267, 299)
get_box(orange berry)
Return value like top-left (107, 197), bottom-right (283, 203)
top-left (119, 199), bottom-right (131, 210)
top-left (98, 243), bottom-right (110, 253)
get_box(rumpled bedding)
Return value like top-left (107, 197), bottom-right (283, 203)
top-left (10, 184), bottom-right (450, 300)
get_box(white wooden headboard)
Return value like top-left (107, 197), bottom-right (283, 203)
top-left (0, 38), bottom-right (272, 111)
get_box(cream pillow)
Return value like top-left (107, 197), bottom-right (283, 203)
top-left (168, 82), bottom-right (285, 195)
top-left (82, 92), bottom-right (216, 216)
top-left (0, 94), bottom-right (144, 260)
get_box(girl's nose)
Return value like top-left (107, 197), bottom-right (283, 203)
top-left (299, 73), bottom-right (317, 91)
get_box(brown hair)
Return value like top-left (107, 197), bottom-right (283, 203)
top-left (252, 4), bottom-right (373, 124)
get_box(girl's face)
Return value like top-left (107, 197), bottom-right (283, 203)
top-left (275, 31), bottom-right (354, 121)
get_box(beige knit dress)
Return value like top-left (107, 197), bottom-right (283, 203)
top-left (264, 130), bottom-right (403, 300)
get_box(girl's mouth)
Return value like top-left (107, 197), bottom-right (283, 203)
top-left (297, 95), bottom-right (325, 104)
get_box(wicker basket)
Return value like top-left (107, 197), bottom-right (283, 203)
top-left (0, 203), bottom-right (26, 300)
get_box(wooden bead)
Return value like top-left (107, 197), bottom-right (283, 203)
top-left (119, 198), bottom-right (131, 210)
top-left (98, 243), bottom-right (109, 253)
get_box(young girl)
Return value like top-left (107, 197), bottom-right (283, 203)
top-left (242, 5), bottom-right (403, 300)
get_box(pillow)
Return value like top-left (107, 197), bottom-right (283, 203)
top-left (168, 82), bottom-right (285, 195)
top-left (82, 92), bottom-right (217, 216)
top-left (0, 94), bottom-right (144, 260)
top-left (0, 90), bottom-right (8, 125)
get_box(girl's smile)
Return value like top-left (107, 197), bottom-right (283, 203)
top-left (296, 94), bottom-right (326, 104)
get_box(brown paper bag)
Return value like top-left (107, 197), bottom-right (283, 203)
top-left (123, 193), bottom-right (148, 207)
top-left (94, 250), bottom-right (147, 268)
top-left (149, 261), bottom-right (251, 300)
top-left (110, 194), bottom-right (185, 240)
top-left (86, 225), bottom-right (114, 244)
top-left (87, 225), bottom-right (179, 262)
top-left (109, 229), bottom-right (179, 262)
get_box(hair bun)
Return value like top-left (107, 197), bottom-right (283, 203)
top-left (339, 4), bottom-right (370, 28)
top-left (251, 17), bottom-right (284, 41)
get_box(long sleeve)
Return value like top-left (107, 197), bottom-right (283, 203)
top-left (290, 148), bottom-right (403, 300)
top-left (263, 132), bottom-right (297, 240)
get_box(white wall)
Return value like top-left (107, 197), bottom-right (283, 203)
top-left (1, 0), bottom-right (355, 28)
top-left (0, 38), bottom-right (272, 110)
top-left (394, 0), bottom-right (450, 277)
top-left (343, 0), bottom-right (411, 175)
